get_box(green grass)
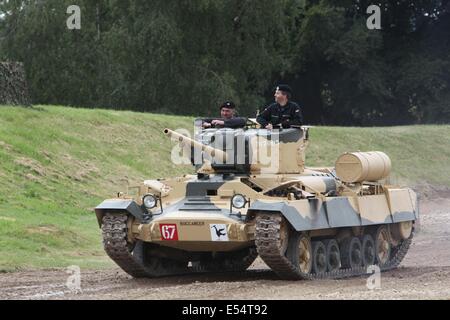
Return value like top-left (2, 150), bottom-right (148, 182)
top-left (0, 105), bottom-right (449, 271)
top-left (0, 105), bottom-right (192, 271)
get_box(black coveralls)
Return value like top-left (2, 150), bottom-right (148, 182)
top-left (256, 101), bottom-right (303, 128)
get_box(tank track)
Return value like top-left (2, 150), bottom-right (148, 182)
top-left (255, 214), bottom-right (413, 280)
top-left (102, 213), bottom-right (189, 278)
top-left (102, 213), bottom-right (150, 277)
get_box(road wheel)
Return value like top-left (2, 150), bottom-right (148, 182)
top-left (373, 225), bottom-right (391, 267)
top-left (312, 241), bottom-right (327, 274)
top-left (324, 239), bottom-right (341, 272)
top-left (297, 233), bottom-right (313, 274)
top-left (340, 237), bottom-right (362, 269)
top-left (361, 234), bottom-right (376, 267)
top-left (390, 221), bottom-right (413, 242)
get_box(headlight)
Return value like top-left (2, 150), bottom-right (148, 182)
top-left (143, 194), bottom-right (157, 209)
top-left (231, 194), bottom-right (247, 209)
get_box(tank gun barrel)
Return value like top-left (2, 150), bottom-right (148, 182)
top-left (164, 128), bottom-right (228, 162)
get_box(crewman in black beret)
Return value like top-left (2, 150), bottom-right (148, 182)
top-left (256, 85), bottom-right (303, 129)
top-left (202, 101), bottom-right (247, 129)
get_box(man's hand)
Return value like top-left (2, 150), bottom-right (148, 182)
top-left (281, 120), bottom-right (290, 129)
top-left (202, 122), bottom-right (212, 128)
top-left (265, 124), bottom-right (273, 130)
top-left (211, 120), bottom-right (225, 126)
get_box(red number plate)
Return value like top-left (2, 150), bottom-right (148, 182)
top-left (160, 224), bottom-right (179, 241)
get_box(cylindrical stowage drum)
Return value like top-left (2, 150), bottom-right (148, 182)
top-left (335, 151), bottom-right (391, 183)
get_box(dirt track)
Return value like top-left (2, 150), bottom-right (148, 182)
top-left (1, 197), bottom-right (450, 300)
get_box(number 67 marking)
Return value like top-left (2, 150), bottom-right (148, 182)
top-left (160, 224), bottom-right (178, 241)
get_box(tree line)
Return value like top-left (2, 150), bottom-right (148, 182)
top-left (0, 0), bottom-right (449, 125)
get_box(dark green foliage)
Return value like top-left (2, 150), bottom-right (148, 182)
top-left (0, 0), bottom-right (448, 125)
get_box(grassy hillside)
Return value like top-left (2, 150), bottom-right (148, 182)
top-left (1, 105), bottom-right (449, 271)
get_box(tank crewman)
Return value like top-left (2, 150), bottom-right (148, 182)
top-left (256, 85), bottom-right (303, 129)
top-left (202, 101), bottom-right (247, 129)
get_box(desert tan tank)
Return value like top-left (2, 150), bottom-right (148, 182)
top-left (95, 123), bottom-right (418, 279)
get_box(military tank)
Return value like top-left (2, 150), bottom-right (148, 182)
top-left (95, 123), bottom-right (418, 280)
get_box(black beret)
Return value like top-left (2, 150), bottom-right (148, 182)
top-left (220, 101), bottom-right (236, 109)
top-left (276, 84), bottom-right (292, 94)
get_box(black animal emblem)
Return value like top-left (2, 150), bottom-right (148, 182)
top-left (211, 225), bottom-right (226, 238)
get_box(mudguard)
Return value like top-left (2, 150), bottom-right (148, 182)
top-left (94, 199), bottom-right (147, 227)
top-left (248, 200), bottom-right (330, 232)
top-left (248, 194), bottom-right (417, 232)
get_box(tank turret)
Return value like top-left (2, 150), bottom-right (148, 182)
top-left (165, 127), bottom-right (310, 175)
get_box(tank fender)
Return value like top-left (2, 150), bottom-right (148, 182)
top-left (248, 200), bottom-right (330, 232)
top-left (94, 199), bottom-right (147, 227)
